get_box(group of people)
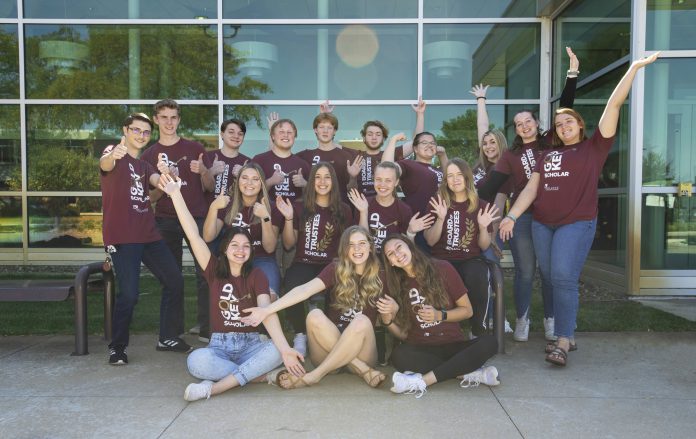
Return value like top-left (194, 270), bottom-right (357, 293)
top-left (99, 47), bottom-right (659, 401)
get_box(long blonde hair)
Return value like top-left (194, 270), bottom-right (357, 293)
top-left (474, 129), bottom-right (508, 171)
top-left (332, 226), bottom-right (383, 313)
top-left (224, 162), bottom-right (272, 226)
top-left (438, 158), bottom-right (479, 214)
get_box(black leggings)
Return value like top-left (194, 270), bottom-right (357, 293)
top-left (450, 258), bottom-right (491, 336)
top-left (281, 262), bottom-right (327, 333)
top-left (390, 335), bottom-right (497, 382)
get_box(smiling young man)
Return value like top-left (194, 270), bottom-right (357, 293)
top-left (100, 113), bottom-right (190, 365)
top-left (140, 99), bottom-right (211, 344)
top-left (201, 119), bottom-right (251, 204)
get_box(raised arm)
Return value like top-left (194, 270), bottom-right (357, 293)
top-left (559, 47), bottom-right (580, 108)
top-left (598, 52), bottom-right (659, 138)
top-left (383, 132), bottom-right (407, 163)
top-left (276, 196), bottom-right (298, 250)
top-left (403, 97), bottom-right (426, 157)
top-left (202, 195), bottom-right (230, 242)
top-left (99, 137), bottom-right (127, 172)
top-left (347, 188), bottom-right (369, 230)
top-left (423, 195), bottom-right (447, 246)
top-left (159, 174), bottom-right (211, 269)
top-left (476, 203), bottom-right (500, 251)
top-left (470, 84), bottom-right (490, 144)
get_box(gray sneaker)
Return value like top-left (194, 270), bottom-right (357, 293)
top-left (184, 380), bottom-right (213, 402)
top-left (544, 317), bottom-right (558, 341)
top-left (513, 317), bottom-right (529, 342)
top-left (460, 366), bottom-right (500, 388)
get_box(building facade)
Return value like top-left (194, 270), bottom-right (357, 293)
top-left (0, 0), bottom-right (693, 295)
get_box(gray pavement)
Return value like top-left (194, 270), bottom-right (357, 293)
top-left (1, 332), bottom-right (695, 439)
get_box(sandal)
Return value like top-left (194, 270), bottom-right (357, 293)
top-left (545, 347), bottom-right (568, 367)
top-left (545, 341), bottom-right (577, 354)
top-left (276, 369), bottom-right (310, 389)
top-left (360, 368), bottom-right (386, 388)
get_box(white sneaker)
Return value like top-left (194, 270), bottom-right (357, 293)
top-left (513, 317), bottom-right (529, 342)
top-left (184, 380), bottom-right (213, 402)
top-left (504, 319), bottom-right (513, 334)
top-left (390, 371), bottom-right (427, 398)
top-left (188, 324), bottom-right (200, 335)
top-left (544, 317), bottom-right (558, 341)
top-left (293, 333), bottom-right (308, 357)
top-left (460, 366), bottom-right (500, 388)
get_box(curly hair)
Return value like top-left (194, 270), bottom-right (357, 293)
top-left (381, 234), bottom-right (449, 333)
top-left (331, 226), bottom-right (383, 314)
top-left (224, 163), bottom-right (271, 227)
top-left (438, 158), bottom-right (479, 214)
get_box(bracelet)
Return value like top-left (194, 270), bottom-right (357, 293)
top-left (476, 96), bottom-right (486, 100)
top-left (567, 69), bottom-right (579, 77)
top-left (406, 230), bottom-right (416, 239)
top-left (285, 218), bottom-right (293, 222)
top-left (382, 319), bottom-right (393, 326)
top-left (506, 213), bottom-right (517, 222)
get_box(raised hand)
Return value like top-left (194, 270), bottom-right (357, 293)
top-left (346, 155), bottom-right (364, 178)
top-left (267, 168), bottom-right (285, 186)
top-left (190, 153), bottom-right (205, 174)
top-left (566, 46), bottom-right (579, 72)
top-left (231, 160), bottom-right (248, 178)
top-left (111, 137), bottom-right (128, 160)
top-left (411, 96), bottom-right (426, 115)
top-left (156, 153), bottom-right (170, 175)
top-left (632, 51), bottom-right (660, 69)
top-left (477, 203), bottom-right (501, 228)
top-left (240, 306), bottom-right (271, 327)
top-left (320, 99), bottom-right (334, 113)
top-left (275, 195), bottom-right (294, 220)
top-left (347, 188), bottom-right (368, 213)
top-left (429, 194), bottom-right (448, 220)
top-left (291, 168), bottom-right (306, 188)
top-left (210, 194), bottom-right (231, 211)
top-left (470, 83), bottom-right (489, 99)
top-left (408, 212), bottom-right (435, 234)
top-left (209, 153), bottom-right (225, 176)
top-left (266, 111), bottom-right (279, 130)
top-left (158, 173), bottom-right (182, 195)
top-left (391, 132), bottom-right (407, 143)
top-left (253, 197), bottom-right (270, 220)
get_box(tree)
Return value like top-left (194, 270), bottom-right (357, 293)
top-left (436, 109), bottom-right (483, 165)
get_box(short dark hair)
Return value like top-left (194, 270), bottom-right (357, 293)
top-left (221, 119), bottom-right (247, 134)
top-left (153, 99), bottom-right (180, 116)
top-left (122, 113), bottom-right (153, 130)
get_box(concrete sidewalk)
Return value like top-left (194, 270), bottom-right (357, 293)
top-left (1, 332), bottom-right (695, 439)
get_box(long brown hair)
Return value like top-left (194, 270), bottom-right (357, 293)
top-left (551, 107), bottom-right (587, 148)
top-left (215, 226), bottom-right (254, 280)
top-left (301, 162), bottom-right (346, 231)
top-left (332, 226), bottom-right (383, 313)
top-left (381, 234), bottom-right (449, 333)
top-left (224, 162), bottom-right (272, 227)
top-left (510, 109), bottom-right (546, 151)
top-left (438, 158), bottom-right (479, 214)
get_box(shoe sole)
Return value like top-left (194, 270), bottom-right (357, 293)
top-left (109, 360), bottom-right (127, 366)
top-left (157, 346), bottom-right (193, 353)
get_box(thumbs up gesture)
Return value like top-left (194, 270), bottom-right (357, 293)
top-left (209, 153), bottom-right (225, 176)
top-left (292, 168), bottom-right (307, 188)
top-left (190, 153), bottom-right (206, 174)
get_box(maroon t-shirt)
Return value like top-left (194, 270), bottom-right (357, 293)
top-left (430, 200), bottom-right (492, 261)
top-left (203, 256), bottom-right (269, 333)
top-left (532, 130), bottom-right (615, 225)
top-left (397, 159), bottom-right (443, 215)
top-left (316, 262), bottom-right (381, 329)
top-left (344, 146), bottom-right (404, 196)
top-left (100, 146), bottom-right (162, 247)
top-left (404, 259), bottom-right (468, 346)
top-left (202, 150), bottom-right (250, 204)
top-left (219, 202), bottom-right (283, 258)
top-left (494, 142), bottom-right (545, 210)
top-left (366, 197), bottom-right (412, 253)
top-left (297, 147), bottom-right (354, 201)
top-left (140, 138), bottom-right (208, 218)
top-left (251, 150), bottom-right (311, 202)
top-left (292, 201), bottom-right (354, 264)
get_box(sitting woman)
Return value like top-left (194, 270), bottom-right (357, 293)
top-left (203, 162), bottom-right (283, 300)
top-left (159, 174), bottom-right (303, 402)
top-left (424, 158), bottom-right (500, 336)
top-left (243, 226), bottom-right (389, 389)
top-left (381, 234), bottom-right (499, 398)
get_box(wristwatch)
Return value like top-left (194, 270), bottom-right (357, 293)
top-left (440, 308), bottom-right (448, 322)
top-left (263, 217), bottom-right (271, 223)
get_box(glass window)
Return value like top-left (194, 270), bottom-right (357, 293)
top-left (25, 105), bottom-right (218, 191)
top-left (28, 196), bottom-right (103, 248)
top-left (0, 0), bottom-right (17, 18)
top-left (24, 25), bottom-right (218, 100)
top-left (223, 24), bottom-right (417, 100)
top-left (641, 194), bottom-right (696, 270)
top-left (23, 0), bottom-right (216, 19)
top-left (424, 0), bottom-right (536, 18)
top-left (223, 0), bottom-right (417, 19)
top-left (423, 24), bottom-right (540, 100)
top-left (643, 59), bottom-right (696, 186)
top-left (0, 196), bottom-right (22, 248)
top-left (0, 105), bottom-right (20, 190)
top-left (0, 25), bottom-right (19, 98)
top-left (552, 0), bottom-right (630, 95)
top-left (588, 194), bottom-right (627, 267)
top-left (647, 0), bottom-right (696, 50)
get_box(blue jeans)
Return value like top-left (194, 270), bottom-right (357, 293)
top-left (156, 216), bottom-right (209, 336)
top-left (253, 256), bottom-right (281, 297)
top-left (187, 332), bottom-right (282, 386)
top-left (509, 212), bottom-right (553, 319)
top-left (532, 218), bottom-right (597, 338)
top-left (109, 240), bottom-right (184, 347)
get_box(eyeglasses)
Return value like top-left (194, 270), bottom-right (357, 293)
top-left (417, 141), bottom-right (437, 147)
top-left (128, 127), bottom-right (152, 137)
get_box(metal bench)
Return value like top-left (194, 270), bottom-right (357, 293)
top-left (0, 262), bottom-right (115, 356)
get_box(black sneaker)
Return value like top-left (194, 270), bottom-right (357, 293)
top-left (156, 337), bottom-right (193, 353)
top-left (108, 345), bottom-right (128, 365)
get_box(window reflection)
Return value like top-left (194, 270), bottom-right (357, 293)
top-left (0, 197), bottom-right (21, 248)
top-left (423, 24), bottom-right (540, 100)
top-left (641, 194), bottom-right (696, 270)
top-left (223, 0), bottom-right (417, 19)
top-left (0, 25), bottom-right (19, 98)
top-left (0, 0), bottom-right (16, 18)
top-left (424, 0), bottom-right (535, 18)
top-left (0, 105), bottom-right (20, 190)
top-left (28, 196), bottom-right (103, 248)
top-left (647, 0), bottom-right (696, 50)
top-left (588, 195), bottom-right (626, 267)
top-left (23, 0), bottom-right (216, 19)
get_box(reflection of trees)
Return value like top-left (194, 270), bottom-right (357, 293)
top-left (436, 109), bottom-right (486, 165)
top-left (0, 26), bottom-right (19, 98)
top-left (643, 150), bottom-right (673, 185)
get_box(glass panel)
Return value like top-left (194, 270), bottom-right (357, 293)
top-left (553, 0), bottom-right (630, 95)
top-left (422, 24), bottom-right (540, 100)
top-left (588, 194), bottom-right (626, 267)
top-left (26, 105), bottom-right (218, 191)
top-left (643, 59), bottom-right (696, 186)
top-left (0, 196), bottom-right (22, 248)
top-left (0, 105), bottom-right (20, 190)
top-left (28, 196), bottom-right (103, 248)
top-left (223, 0), bottom-right (417, 19)
top-left (0, 25), bottom-right (19, 98)
top-left (23, 0), bottom-right (216, 19)
top-left (424, 0), bottom-right (536, 18)
top-left (0, 0), bottom-right (17, 18)
top-left (641, 194), bottom-right (696, 270)
top-left (24, 25), bottom-right (218, 99)
top-left (647, 0), bottom-right (696, 50)
top-left (223, 24), bottom-right (417, 100)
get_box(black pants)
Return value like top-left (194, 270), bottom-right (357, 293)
top-left (281, 262), bottom-right (327, 333)
top-left (450, 258), bottom-right (491, 336)
top-left (390, 335), bottom-right (497, 382)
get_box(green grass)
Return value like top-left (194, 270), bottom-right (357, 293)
top-left (1, 275), bottom-right (695, 336)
